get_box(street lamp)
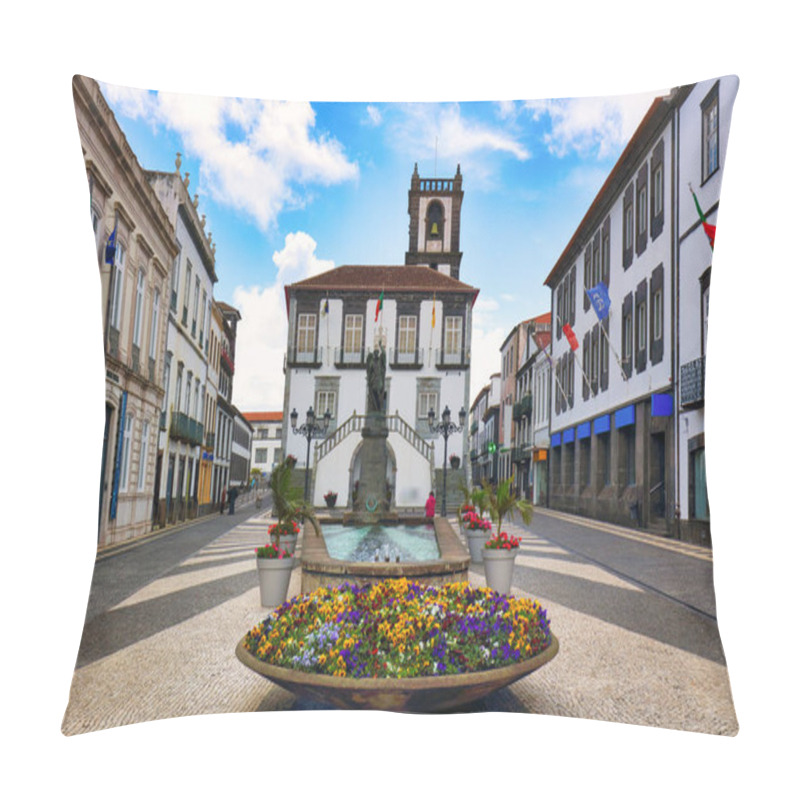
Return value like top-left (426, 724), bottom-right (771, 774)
top-left (428, 404), bottom-right (466, 517)
top-left (290, 405), bottom-right (331, 502)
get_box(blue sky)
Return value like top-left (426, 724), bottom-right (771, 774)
top-left (100, 81), bottom-right (666, 411)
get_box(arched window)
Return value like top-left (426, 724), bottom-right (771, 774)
top-left (426, 201), bottom-right (444, 240)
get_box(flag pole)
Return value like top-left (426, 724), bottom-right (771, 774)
top-left (557, 314), bottom-right (595, 397)
top-left (584, 287), bottom-right (628, 382)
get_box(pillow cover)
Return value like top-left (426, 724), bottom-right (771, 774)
top-left (63, 74), bottom-right (738, 736)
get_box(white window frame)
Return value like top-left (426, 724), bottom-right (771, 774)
top-left (343, 314), bottom-right (363, 361)
top-left (315, 390), bottom-right (336, 420)
top-left (653, 162), bottom-right (664, 218)
top-left (653, 288), bottom-right (663, 342)
top-left (133, 269), bottom-right (145, 347)
top-left (120, 413), bottom-right (133, 491)
top-left (297, 313), bottom-right (317, 361)
top-left (418, 391), bottom-right (439, 420)
top-left (444, 316), bottom-right (463, 363)
top-left (637, 301), bottom-right (647, 351)
top-left (397, 315), bottom-right (417, 362)
top-left (183, 261), bottom-right (193, 317)
top-left (137, 420), bottom-right (150, 491)
top-left (110, 243), bottom-right (126, 330)
top-left (702, 91), bottom-right (719, 181)
top-left (149, 289), bottom-right (160, 360)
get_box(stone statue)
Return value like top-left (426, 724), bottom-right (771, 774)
top-left (366, 344), bottom-right (386, 414)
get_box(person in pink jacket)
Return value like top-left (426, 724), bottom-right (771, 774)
top-left (425, 491), bottom-right (436, 519)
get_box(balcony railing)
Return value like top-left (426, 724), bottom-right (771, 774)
top-left (511, 446), bottom-right (529, 463)
top-left (389, 346), bottom-right (423, 369)
top-left (286, 346), bottom-right (322, 368)
top-left (680, 356), bottom-right (705, 407)
top-left (169, 411), bottom-right (204, 447)
top-left (333, 346), bottom-right (367, 368)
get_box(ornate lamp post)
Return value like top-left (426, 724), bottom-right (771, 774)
top-left (428, 405), bottom-right (466, 517)
top-left (290, 406), bottom-right (331, 502)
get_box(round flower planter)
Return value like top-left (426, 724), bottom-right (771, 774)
top-left (482, 548), bottom-right (517, 595)
top-left (256, 555), bottom-right (296, 607)
top-left (235, 635), bottom-right (559, 712)
top-left (324, 495), bottom-right (337, 509)
top-left (271, 533), bottom-right (298, 556)
top-left (465, 528), bottom-right (491, 562)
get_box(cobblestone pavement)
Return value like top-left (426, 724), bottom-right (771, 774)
top-left (61, 511), bottom-right (737, 736)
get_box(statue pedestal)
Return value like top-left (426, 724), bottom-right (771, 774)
top-left (355, 413), bottom-right (389, 517)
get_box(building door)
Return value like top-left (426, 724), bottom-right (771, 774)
top-left (649, 432), bottom-right (666, 520)
top-left (98, 403), bottom-right (113, 542)
top-left (152, 453), bottom-right (162, 526)
top-left (166, 455), bottom-right (175, 522)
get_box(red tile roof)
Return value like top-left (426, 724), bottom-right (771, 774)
top-left (242, 411), bottom-right (283, 423)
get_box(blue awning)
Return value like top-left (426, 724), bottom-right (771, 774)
top-left (550, 432), bottom-right (561, 447)
top-left (615, 404), bottom-right (635, 428)
top-left (563, 427), bottom-right (575, 443)
top-left (594, 414), bottom-right (611, 434)
top-left (651, 393), bottom-right (673, 417)
top-left (577, 421), bottom-right (591, 440)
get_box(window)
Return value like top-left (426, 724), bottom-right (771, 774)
top-left (110, 243), bottom-right (126, 330)
top-left (120, 413), bottom-right (133, 491)
top-left (636, 180), bottom-right (647, 245)
top-left (398, 315), bottom-right (417, 360)
top-left (444, 316), bottom-right (462, 363)
top-left (315, 390), bottom-right (335, 419)
top-left (652, 161), bottom-right (663, 219)
top-left (137, 420), bottom-right (150, 491)
top-left (199, 289), bottom-right (207, 347)
top-left (149, 289), bottom-right (160, 360)
top-left (183, 261), bottom-right (192, 324)
top-left (652, 288), bottom-right (663, 341)
top-left (133, 269), bottom-right (145, 347)
top-left (185, 371), bottom-right (193, 415)
top-left (171, 251), bottom-right (180, 311)
top-left (637, 301), bottom-right (647, 351)
top-left (590, 329), bottom-right (599, 390)
top-left (255, 448), bottom-right (268, 463)
top-left (297, 313), bottom-right (316, 359)
top-left (702, 84), bottom-right (719, 181)
top-left (622, 307), bottom-right (633, 377)
top-left (192, 276), bottom-right (200, 336)
top-left (175, 363), bottom-right (183, 411)
top-left (343, 314), bottom-right (363, 360)
top-left (418, 391), bottom-right (438, 419)
top-left (691, 447), bottom-right (709, 520)
top-left (701, 269), bottom-right (711, 356)
top-left (623, 191), bottom-right (634, 267)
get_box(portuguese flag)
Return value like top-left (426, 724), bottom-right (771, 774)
top-left (374, 289), bottom-right (384, 322)
top-left (690, 185), bottom-right (716, 250)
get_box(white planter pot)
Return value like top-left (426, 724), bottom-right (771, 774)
top-left (271, 533), bottom-right (298, 556)
top-left (482, 548), bottom-right (517, 595)
top-left (256, 555), bottom-right (296, 607)
top-left (465, 529), bottom-right (491, 563)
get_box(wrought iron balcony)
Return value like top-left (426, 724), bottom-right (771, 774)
top-left (169, 411), bottom-right (205, 446)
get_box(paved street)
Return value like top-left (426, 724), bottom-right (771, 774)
top-left (61, 506), bottom-right (737, 736)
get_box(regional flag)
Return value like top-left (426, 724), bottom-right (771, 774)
top-left (104, 222), bottom-right (117, 266)
top-left (374, 290), bottom-right (384, 322)
top-left (563, 323), bottom-right (579, 351)
top-left (586, 282), bottom-right (611, 321)
top-left (431, 292), bottom-right (436, 327)
top-left (322, 296), bottom-right (329, 315)
top-left (690, 185), bottom-right (716, 250)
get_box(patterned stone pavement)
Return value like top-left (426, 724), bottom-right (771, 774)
top-left (61, 511), bottom-right (737, 736)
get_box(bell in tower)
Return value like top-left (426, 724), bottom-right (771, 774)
top-left (405, 163), bottom-right (464, 280)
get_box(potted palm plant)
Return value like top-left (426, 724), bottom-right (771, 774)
top-left (255, 459), bottom-right (320, 607)
top-left (482, 477), bottom-right (533, 595)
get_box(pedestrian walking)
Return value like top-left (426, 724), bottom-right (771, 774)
top-left (228, 486), bottom-right (238, 515)
top-left (220, 488), bottom-right (226, 515)
top-left (425, 491), bottom-right (436, 519)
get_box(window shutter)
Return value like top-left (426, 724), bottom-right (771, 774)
top-left (583, 247), bottom-right (591, 311)
top-left (556, 284), bottom-right (562, 339)
top-left (602, 217), bottom-right (611, 288)
top-left (623, 183), bottom-right (634, 269)
top-left (622, 292), bottom-right (633, 380)
top-left (582, 331), bottom-right (590, 400)
top-left (600, 317), bottom-right (609, 391)
top-left (568, 351), bottom-right (575, 409)
top-left (651, 139), bottom-right (664, 240)
top-left (635, 164), bottom-right (648, 256)
top-left (650, 264), bottom-right (664, 364)
top-left (591, 324), bottom-right (599, 395)
top-left (635, 279), bottom-right (648, 373)
top-left (569, 267), bottom-right (576, 326)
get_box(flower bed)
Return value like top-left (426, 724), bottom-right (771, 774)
top-left (242, 578), bottom-right (552, 679)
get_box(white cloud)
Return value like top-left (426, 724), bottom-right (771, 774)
top-left (524, 90), bottom-right (667, 159)
top-left (389, 103), bottom-right (530, 163)
top-left (100, 83), bottom-right (358, 231)
top-left (231, 232), bottom-right (334, 411)
top-left (365, 105), bottom-right (382, 126)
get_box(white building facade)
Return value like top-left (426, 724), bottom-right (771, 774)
top-left (544, 76), bottom-right (737, 543)
top-left (74, 75), bottom-right (178, 548)
top-left (147, 163), bottom-right (217, 526)
top-left (243, 412), bottom-right (284, 478)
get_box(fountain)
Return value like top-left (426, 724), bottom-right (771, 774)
top-left (301, 341), bottom-right (470, 593)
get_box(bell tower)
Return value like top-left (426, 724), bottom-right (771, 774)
top-left (405, 163), bottom-right (464, 280)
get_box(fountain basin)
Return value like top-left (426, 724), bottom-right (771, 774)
top-left (301, 516), bottom-right (470, 594)
top-left (235, 635), bottom-right (559, 712)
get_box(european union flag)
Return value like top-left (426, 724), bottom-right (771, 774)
top-left (104, 223), bottom-right (117, 266)
top-left (587, 282), bottom-right (611, 321)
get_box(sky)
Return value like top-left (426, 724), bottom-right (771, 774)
top-left (98, 82), bottom-right (666, 412)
